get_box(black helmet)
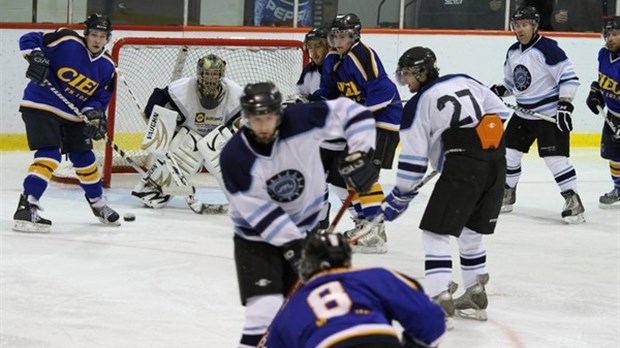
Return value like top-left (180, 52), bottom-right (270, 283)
top-left (304, 26), bottom-right (328, 44)
top-left (299, 232), bottom-right (352, 282)
top-left (396, 46), bottom-right (439, 82)
top-left (511, 6), bottom-right (540, 26)
top-left (603, 16), bottom-right (620, 38)
top-left (329, 13), bottom-right (362, 43)
top-left (240, 82), bottom-right (283, 117)
top-left (84, 13), bottom-right (112, 39)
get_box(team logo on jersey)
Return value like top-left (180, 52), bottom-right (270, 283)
top-left (266, 169), bottom-right (305, 202)
top-left (195, 112), bottom-right (205, 124)
top-left (513, 64), bottom-right (532, 91)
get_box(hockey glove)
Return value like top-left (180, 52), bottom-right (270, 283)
top-left (586, 81), bottom-right (604, 115)
top-left (338, 150), bottom-right (380, 194)
top-left (307, 93), bottom-right (326, 102)
top-left (282, 238), bottom-right (305, 275)
top-left (83, 109), bottom-right (108, 141)
top-left (381, 187), bottom-right (416, 221)
top-left (556, 101), bottom-right (574, 132)
top-left (26, 50), bottom-right (50, 86)
top-left (489, 84), bottom-right (508, 98)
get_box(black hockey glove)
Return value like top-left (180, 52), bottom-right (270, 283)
top-left (338, 150), bottom-right (380, 194)
top-left (586, 81), bottom-right (604, 115)
top-left (489, 84), bottom-right (508, 98)
top-left (83, 109), bottom-right (108, 141)
top-left (556, 101), bottom-right (574, 132)
top-left (26, 50), bottom-right (50, 86)
top-left (282, 238), bottom-right (305, 275)
top-left (307, 93), bottom-right (326, 102)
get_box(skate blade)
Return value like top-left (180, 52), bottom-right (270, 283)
top-left (599, 201), bottom-right (620, 209)
top-left (500, 205), bottom-right (513, 213)
top-left (563, 213), bottom-right (585, 224)
top-left (203, 204), bottom-right (229, 215)
top-left (97, 217), bottom-right (121, 226)
top-left (455, 308), bottom-right (488, 321)
top-left (13, 221), bottom-right (51, 233)
top-left (351, 244), bottom-right (388, 254)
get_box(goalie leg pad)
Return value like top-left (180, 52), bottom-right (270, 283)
top-left (131, 163), bottom-right (172, 209)
top-left (169, 127), bottom-right (205, 178)
top-left (141, 105), bottom-right (178, 157)
top-left (197, 124), bottom-right (237, 189)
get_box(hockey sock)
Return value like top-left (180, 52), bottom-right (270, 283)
top-left (69, 150), bottom-right (102, 199)
top-left (357, 182), bottom-right (384, 219)
top-left (505, 148), bottom-right (523, 188)
top-left (610, 159), bottom-right (620, 188)
top-left (240, 294), bottom-right (283, 348)
top-left (422, 230), bottom-right (453, 297)
top-left (457, 227), bottom-right (487, 289)
top-left (544, 156), bottom-right (577, 193)
top-left (23, 147), bottom-right (61, 200)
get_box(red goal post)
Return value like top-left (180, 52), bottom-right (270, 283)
top-left (88, 37), bottom-right (306, 188)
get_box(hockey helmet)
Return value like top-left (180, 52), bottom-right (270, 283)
top-left (197, 54), bottom-right (226, 108)
top-left (84, 13), bottom-right (112, 39)
top-left (603, 16), bottom-right (620, 39)
top-left (396, 46), bottom-right (439, 83)
top-left (329, 13), bottom-right (362, 45)
top-left (305, 26), bottom-right (328, 45)
top-left (299, 232), bottom-right (352, 282)
top-left (240, 82), bottom-right (283, 117)
top-left (511, 6), bottom-right (540, 29)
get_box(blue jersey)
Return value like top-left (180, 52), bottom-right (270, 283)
top-left (317, 43), bottom-right (402, 131)
top-left (220, 98), bottom-right (376, 247)
top-left (19, 28), bottom-right (116, 122)
top-left (597, 47), bottom-right (620, 115)
top-left (267, 267), bottom-right (446, 348)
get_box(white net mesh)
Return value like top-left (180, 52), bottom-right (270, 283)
top-left (52, 37), bottom-right (306, 187)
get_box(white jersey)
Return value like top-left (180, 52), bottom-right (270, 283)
top-left (396, 74), bottom-right (510, 194)
top-left (167, 77), bottom-right (243, 136)
top-left (502, 35), bottom-right (580, 120)
top-left (220, 98), bottom-right (376, 246)
top-left (295, 62), bottom-right (321, 97)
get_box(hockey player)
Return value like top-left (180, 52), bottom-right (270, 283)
top-left (490, 6), bottom-right (584, 223)
top-left (219, 82), bottom-right (379, 348)
top-left (315, 13), bottom-right (403, 253)
top-left (266, 232), bottom-right (446, 348)
top-left (296, 26), bottom-right (330, 97)
top-left (131, 54), bottom-right (243, 209)
top-left (587, 16), bottom-right (620, 208)
top-left (382, 47), bottom-right (510, 327)
top-left (13, 13), bottom-right (120, 233)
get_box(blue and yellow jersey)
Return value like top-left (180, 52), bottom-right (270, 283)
top-left (597, 47), bottom-right (620, 115)
top-left (319, 43), bottom-right (402, 131)
top-left (19, 28), bottom-right (116, 122)
top-left (267, 267), bottom-right (445, 348)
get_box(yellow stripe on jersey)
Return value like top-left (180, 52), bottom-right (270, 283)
top-left (348, 53), bottom-right (368, 81)
top-left (75, 163), bottom-right (101, 184)
top-left (28, 158), bottom-right (60, 180)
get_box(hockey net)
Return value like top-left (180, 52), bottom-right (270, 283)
top-left (51, 37), bottom-right (307, 187)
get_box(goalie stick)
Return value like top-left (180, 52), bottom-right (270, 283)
top-left (503, 103), bottom-right (556, 123)
top-left (256, 191), bottom-right (356, 348)
top-left (348, 170), bottom-right (439, 245)
top-left (44, 81), bottom-right (223, 214)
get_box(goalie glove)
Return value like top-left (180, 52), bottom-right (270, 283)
top-left (281, 238), bottom-right (305, 275)
top-left (26, 50), bottom-right (50, 86)
top-left (382, 187), bottom-right (417, 221)
top-left (556, 101), bottom-right (574, 132)
top-left (82, 109), bottom-right (107, 140)
top-left (338, 150), bottom-right (380, 194)
top-left (586, 81), bottom-right (604, 115)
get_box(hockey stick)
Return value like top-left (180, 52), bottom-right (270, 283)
top-left (598, 106), bottom-right (620, 139)
top-left (256, 190), bottom-right (356, 348)
top-left (42, 81), bottom-right (189, 197)
top-left (504, 103), bottom-right (556, 123)
top-left (348, 170), bottom-right (439, 245)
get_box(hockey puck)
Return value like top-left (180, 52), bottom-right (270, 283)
top-left (123, 213), bottom-right (136, 222)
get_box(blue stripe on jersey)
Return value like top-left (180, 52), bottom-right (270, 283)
top-left (398, 162), bottom-right (427, 173)
top-left (534, 37), bottom-right (568, 66)
top-left (517, 95), bottom-right (559, 109)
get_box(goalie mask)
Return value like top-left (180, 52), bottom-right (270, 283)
top-left (299, 232), bottom-right (352, 282)
top-left (197, 54), bottom-right (226, 109)
top-left (83, 13), bottom-right (112, 40)
top-left (396, 46), bottom-right (439, 85)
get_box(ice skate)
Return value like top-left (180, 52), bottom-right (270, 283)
top-left (500, 184), bottom-right (516, 213)
top-left (454, 273), bottom-right (489, 321)
top-left (344, 218), bottom-right (387, 254)
top-left (432, 282), bottom-right (458, 330)
top-left (560, 190), bottom-right (585, 224)
top-left (86, 195), bottom-right (121, 226)
top-left (131, 180), bottom-right (171, 209)
top-left (13, 194), bottom-right (52, 233)
top-left (599, 187), bottom-right (620, 209)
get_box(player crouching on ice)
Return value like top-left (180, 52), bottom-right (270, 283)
top-left (131, 54), bottom-right (243, 212)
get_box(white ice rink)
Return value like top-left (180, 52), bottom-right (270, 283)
top-left (1, 149), bottom-right (619, 348)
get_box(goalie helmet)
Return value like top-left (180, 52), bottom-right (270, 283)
top-left (511, 6), bottom-right (540, 29)
top-left (240, 82), bottom-right (283, 117)
top-left (396, 46), bottom-right (439, 83)
top-left (197, 54), bottom-right (227, 109)
top-left (83, 13), bottom-right (112, 39)
top-left (299, 232), bottom-right (352, 282)
top-left (329, 13), bottom-right (362, 46)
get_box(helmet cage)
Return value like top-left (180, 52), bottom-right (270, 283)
top-left (197, 55), bottom-right (226, 98)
